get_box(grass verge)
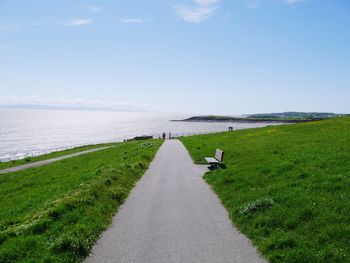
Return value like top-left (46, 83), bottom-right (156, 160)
top-left (181, 117), bottom-right (350, 263)
top-left (0, 140), bottom-right (162, 262)
top-left (0, 143), bottom-right (118, 170)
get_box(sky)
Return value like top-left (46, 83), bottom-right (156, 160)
top-left (0, 0), bottom-right (349, 115)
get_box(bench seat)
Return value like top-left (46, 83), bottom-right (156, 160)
top-left (205, 157), bottom-right (219, 164)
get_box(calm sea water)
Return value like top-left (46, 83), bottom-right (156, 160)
top-left (0, 109), bottom-right (276, 160)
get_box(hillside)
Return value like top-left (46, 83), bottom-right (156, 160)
top-left (181, 117), bottom-right (350, 262)
top-left (176, 112), bottom-right (346, 123)
top-left (247, 112), bottom-right (344, 119)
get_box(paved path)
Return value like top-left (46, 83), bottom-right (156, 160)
top-left (86, 140), bottom-right (265, 263)
top-left (0, 146), bottom-right (112, 174)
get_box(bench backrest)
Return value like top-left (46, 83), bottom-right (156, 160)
top-left (215, 149), bottom-right (224, 162)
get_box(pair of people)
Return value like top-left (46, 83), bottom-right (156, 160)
top-left (162, 132), bottom-right (171, 140)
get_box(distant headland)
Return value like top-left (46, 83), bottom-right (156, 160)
top-left (173, 112), bottom-right (347, 123)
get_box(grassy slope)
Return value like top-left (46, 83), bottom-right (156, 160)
top-left (0, 143), bottom-right (118, 170)
top-left (181, 117), bottom-right (350, 263)
top-left (0, 140), bottom-right (162, 263)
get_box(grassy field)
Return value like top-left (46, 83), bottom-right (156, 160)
top-left (181, 117), bottom-right (350, 263)
top-left (0, 143), bottom-right (118, 170)
top-left (0, 140), bottom-right (162, 263)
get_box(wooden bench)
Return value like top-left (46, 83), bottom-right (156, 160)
top-left (205, 149), bottom-right (224, 169)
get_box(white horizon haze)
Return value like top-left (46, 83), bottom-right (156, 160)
top-left (0, 95), bottom-right (347, 116)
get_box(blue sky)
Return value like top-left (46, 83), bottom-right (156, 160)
top-left (0, 0), bottom-right (349, 114)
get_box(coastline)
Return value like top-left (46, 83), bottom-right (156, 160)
top-left (172, 117), bottom-right (317, 124)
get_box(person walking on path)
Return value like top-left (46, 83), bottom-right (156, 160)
top-left (162, 132), bottom-right (166, 140)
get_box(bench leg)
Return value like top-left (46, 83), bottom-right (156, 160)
top-left (208, 163), bottom-right (218, 170)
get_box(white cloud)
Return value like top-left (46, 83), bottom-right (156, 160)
top-left (193, 0), bottom-right (220, 4)
top-left (117, 18), bottom-right (145, 24)
top-left (86, 6), bottom-right (104, 13)
top-left (175, 0), bottom-right (221, 23)
top-left (0, 96), bottom-right (152, 111)
top-left (62, 18), bottom-right (93, 26)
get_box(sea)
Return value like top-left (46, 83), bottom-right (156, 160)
top-left (0, 109), bottom-right (277, 161)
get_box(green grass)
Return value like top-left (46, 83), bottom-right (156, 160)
top-left (181, 117), bottom-right (350, 263)
top-left (0, 143), bottom-right (118, 170)
top-left (0, 140), bottom-right (162, 263)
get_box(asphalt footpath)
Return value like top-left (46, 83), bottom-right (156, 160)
top-left (85, 140), bottom-right (266, 263)
top-left (0, 146), bottom-right (112, 174)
